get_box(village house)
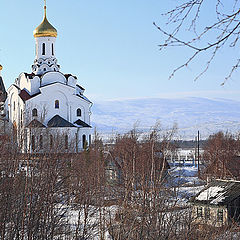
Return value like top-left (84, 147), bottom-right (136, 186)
top-left (104, 150), bottom-right (170, 186)
top-left (190, 179), bottom-right (240, 227)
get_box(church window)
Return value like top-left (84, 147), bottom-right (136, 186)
top-left (32, 135), bottom-right (35, 151)
top-left (82, 134), bottom-right (86, 149)
top-left (55, 100), bottom-right (59, 109)
top-left (42, 43), bottom-right (46, 55)
top-left (89, 135), bottom-right (91, 145)
top-left (32, 108), bottom-right (38, 117)
top-left (50, 135), bottom-right (53, 149)
top-left (52, 43), bottom-right (54, 55)
top-left (40, 135), bottom-right (43, 149)
top-left (65, 135), bottom-right (68, 149)
top-left (77, 108), bottom-right (81, 117)
top-left (13, 101), bottom-right (15, 111)
top-left (43, 68), bottom-right (46, 71)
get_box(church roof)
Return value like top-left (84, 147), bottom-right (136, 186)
top-left (27, 119), bottom-right (46, 128)
top-left (65, 74), bottom-right (77, 80)
top-left (33, 5), bottom-right (57, 38)
top-left (0, 76), bottom-right (7, 102)
top-left (77, 94), bottom-right (92, 103)
top-left (76, 84), bottom-right (85, 91)
top-left (19, 89), bottom-right (31, 102)
top-left (19, 89), bottom-right (41, 102)
top-left (74, 119), bottom-right (92, 128)
top-left (47, 115), bottom-right (75, 128)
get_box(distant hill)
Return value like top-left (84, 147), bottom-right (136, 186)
top-left (91, 97), bottom-right (240, 140)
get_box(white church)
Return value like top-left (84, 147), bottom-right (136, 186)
top-left (3, 3), bottom-right (92, 153)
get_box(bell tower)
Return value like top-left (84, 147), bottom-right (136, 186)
top-left (32, 0), bottom-right (60, 75)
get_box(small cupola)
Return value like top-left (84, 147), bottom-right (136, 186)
top-left (33, 3), bottom-right (57, 38)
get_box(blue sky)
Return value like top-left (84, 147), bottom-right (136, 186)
top-left (1, 0), bottom-right (240, 101)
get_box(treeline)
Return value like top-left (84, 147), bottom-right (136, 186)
top-left (173, 140), bottom-right (206, 149)
top-left (0, 127), bottom-right (238, 239)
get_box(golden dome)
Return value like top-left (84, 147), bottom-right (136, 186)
top-left (33, 6), bottom-right (57, 38)
top-left (0, 65), bottom-right (2, 71)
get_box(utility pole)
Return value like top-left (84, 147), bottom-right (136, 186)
top-left (198, 130), bottom-right (200, 175)
top-left (194, 136), bottom-right (197, 167)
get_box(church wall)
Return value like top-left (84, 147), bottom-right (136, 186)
top-left (41, 72), bottom-right (67, 87)
top-left (25, 126), bottom-right (91, 153)
top-left (25, 83), bottom-right (91, 127)
top-left (30, 76), bottom-right (41, 95)
top-left (68, 76), bottom-right (77, 87)
top-left (19, 73), bottom-right (31, 93)
top-left (35, 37), bottom-right (56, 59)
top-left (71, 95), bottom-right (91, 124)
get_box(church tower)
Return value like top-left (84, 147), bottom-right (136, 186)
top-left (0, 65), bottom-right (7, 117)
top-left (6, 1), bottom-right (92, 153)
top-left (32, 2), bottom-right (60, 75)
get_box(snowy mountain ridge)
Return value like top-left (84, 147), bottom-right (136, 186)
top-left (91, 97), bottom-right (240, 139)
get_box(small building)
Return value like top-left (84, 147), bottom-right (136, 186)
top-left (104, 150), bottom-right (170, 186)
top-left (190, 179), bottom-right (240, 227)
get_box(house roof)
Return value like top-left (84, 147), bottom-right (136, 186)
top-left (74, 119), bottom-right (91, 128)
top-left (26, 119), bottom-right (46, 128)
top-left (190, 179), bottom-right (240, 206)
top-left (47, 115), bottom-right (75, 128)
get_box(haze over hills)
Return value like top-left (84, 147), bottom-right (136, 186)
top-left (91, 97), bottom-right (240, 140)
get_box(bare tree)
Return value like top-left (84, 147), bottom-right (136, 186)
top-left (154, 0), bottom-right (240, 83)
top-left (203, 131), bottom-right (240, 180)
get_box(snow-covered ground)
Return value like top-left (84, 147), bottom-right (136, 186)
top-left (168, 164), bottom-right (206, 203)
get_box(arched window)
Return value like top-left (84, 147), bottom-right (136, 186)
top-left (40, 135), bottom-right (43, 149)
top-left (43, 68), bottom-right (46, 71)
top-left (77, 108), bottom-right (81, 117)
top-left (82, 134), bottom-right (86, 149)
top-left (32, 135), bottom-right (35, 151)
top-left (50, 135), bottom-right (53, 149)
top-left (42, 43), bottom-right (46, 55)
top-left (32, 108), bottom-right (38, 117)
top-left (89, 135), bottom-right (91, 145)
top-left (21, 109), bottom-right (23, 120)
top-left (13, 101), bottom-right (15, 111)
top-left (52, 43), bottom-right (54, 55)
top-left (65, 135), bottom-right (68, 149)
top-left (55, 100), bottom-right (59, 109)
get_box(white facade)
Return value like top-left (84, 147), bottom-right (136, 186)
top-left (32, 36), bottom-right (60, 75)
top-left (5, 6), bottom-right (92, 153)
